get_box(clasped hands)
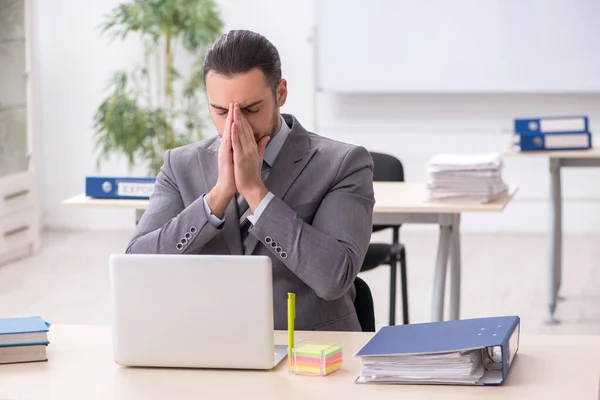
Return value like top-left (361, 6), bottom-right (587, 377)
top-left (206, 103), bottom-right (270, 219)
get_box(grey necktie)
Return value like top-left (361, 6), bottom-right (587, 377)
top-left (237, 161), bottom-right (271, 251)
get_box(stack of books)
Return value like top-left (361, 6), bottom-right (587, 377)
top-left (0, 316), bottom-right (50, 365)
top-left (354, 316), bottom-right (521, 386)
top-left (426, 153), bottom-right (508, 204)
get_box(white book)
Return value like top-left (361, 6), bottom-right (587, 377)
top-left (0, 344), bottom-right (47, 364)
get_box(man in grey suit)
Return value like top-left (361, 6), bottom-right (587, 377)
top-left (126, 30), bottom-right (375, 332)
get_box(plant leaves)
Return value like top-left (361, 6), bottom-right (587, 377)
top-left (94, 0), bottom-right (223, 176)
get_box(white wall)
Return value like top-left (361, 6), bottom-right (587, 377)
top-left (34, 0), bottom-right (600, 234)
top-left (317, 93), bottom-right (600, 235)
top-left (34, 0), bottom-right (146, 230)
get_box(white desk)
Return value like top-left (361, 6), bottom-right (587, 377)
top-left (0, 325), bottom-right (598, 399)
top-left (372, 183), bottom-right (517, 323)
top-left (63, 182), bottom-right (517, 323)
top-left (504, 147), bottom-right (600, 324)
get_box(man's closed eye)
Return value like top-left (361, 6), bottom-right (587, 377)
top-left (217, 108), bottom-right (259, 116)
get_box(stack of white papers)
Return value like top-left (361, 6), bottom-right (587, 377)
top-left (426, 153), bottom-right (508, 204)
top-left (357, 350), bottom-right (486, 385)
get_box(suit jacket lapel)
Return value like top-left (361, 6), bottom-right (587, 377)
top-left (198, 138), bottom-right (219, 192)
top-left (198, 138), bottom-right (243, 255)
top-left (244, 116), bottom-right (318, 255)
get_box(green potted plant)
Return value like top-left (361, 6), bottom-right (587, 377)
top-left (93, 0), bottom-right (223, 176)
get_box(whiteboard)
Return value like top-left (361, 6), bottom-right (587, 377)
top-left (316, 0), bottom-right (600, 93)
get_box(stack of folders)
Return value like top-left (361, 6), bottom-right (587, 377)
top-left (513, 116), bottom-right (592, 151)
top-left (0, 316), bottom-right (51, 364)
top-left (426, 152), bottom-right (508, 203)
top-left (354, 316), bottom-right (520, 386)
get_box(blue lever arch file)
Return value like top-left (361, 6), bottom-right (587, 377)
top-left (514, 131), bottom-right (592, 152)
top-left (354, 316), bottom-right (520, 385)
top-left (513, 116), bottom-right (592, 151)
top-left (86, 177), bottom-right (156, 199)
top-left (515, 116), bottom-right (588, 134)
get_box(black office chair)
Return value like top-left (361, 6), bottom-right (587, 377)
top-left (353, 276), bottom-right (376, 332)
top-left (361, 152), bottom-right (409, 326)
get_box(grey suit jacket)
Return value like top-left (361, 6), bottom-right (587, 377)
top-left (126, 114), bottom-right (375, 331)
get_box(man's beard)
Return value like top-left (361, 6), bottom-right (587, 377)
top-left (268, 107), bottom-right (281, 136)
top-left (253, 107), bottom-right (280, 143)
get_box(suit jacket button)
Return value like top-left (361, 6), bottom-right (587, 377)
top-left (265, 236), bottom-right (273, 244)
top-left (270, 241), bottom-right (278, 248)
top-left (176, 243), bottom-right (184, 250)
top-left (181, 238), bottom-right (188, 245)
top-left (281, 252), bottom-right (288, 259)
top-left (185, 232), bottom-right (192, 240)
top-left (275, 246), bottom-right (283, 253)
top-left (190, 226), bottom-right (198, 234)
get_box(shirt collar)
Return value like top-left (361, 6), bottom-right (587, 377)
top-left (263, 115), bottom-right (290, 168)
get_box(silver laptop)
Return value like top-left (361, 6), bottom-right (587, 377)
top-left (108, 253), bottom-right (287, 369)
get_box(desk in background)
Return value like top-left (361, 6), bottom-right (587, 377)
top-left (63, 182), bottom-right (518, 323)
top-left (0, 325), bottom-right (598, 399)
top-left (504, 147), bottom-right (600, 324)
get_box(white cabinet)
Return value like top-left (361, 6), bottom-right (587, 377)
top-left (0, 0), bottom-right (40, 266)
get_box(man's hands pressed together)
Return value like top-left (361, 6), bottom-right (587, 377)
top-left (206, 103), bottom-right (236, 218)
top-left (231, 103), bottom-right (270, 211)
top-left (205, 103), bottom-right (270, 219)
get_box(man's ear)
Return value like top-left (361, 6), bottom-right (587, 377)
top-left (276, 79), bottom-right (288, 107)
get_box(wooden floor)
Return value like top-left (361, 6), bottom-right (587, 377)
top-left (1, 229), bottom-right (599, 335)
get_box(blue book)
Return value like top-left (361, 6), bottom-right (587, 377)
top-left (0, 316), bottom-right (51, 347)
top-left (514, 116), bottom-right (588, 134)
top-left (86, 176), bottom-right (156, 199)
top-left (354, 316), bottom-right (520, 385)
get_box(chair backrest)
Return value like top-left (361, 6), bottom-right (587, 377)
top-left (370, 152), bottom-right (404, 182)
top-left (370, 152), bottom-right (404, 232)
top-left (353, 276), bottom-right (376, 332)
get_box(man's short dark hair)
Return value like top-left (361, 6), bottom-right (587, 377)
top-left (202, 30), bottom-right (282, 93)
